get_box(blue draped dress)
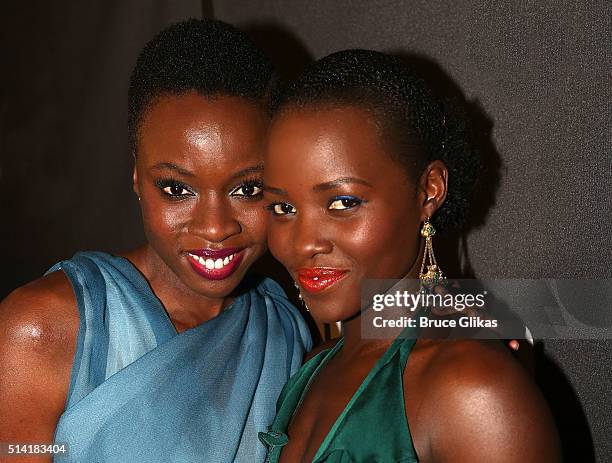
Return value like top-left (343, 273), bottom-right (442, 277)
top-left (47, 251), bottom-right (311, 462)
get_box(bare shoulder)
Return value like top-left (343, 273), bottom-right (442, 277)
top-left (422, 338), bottom-right (524, 384)
top-left (0, 271), bottom-right (79, 441)
top-left (407, 339), bottom-right (561, 462)
top-left (1, 270), bottom-right (79, 353)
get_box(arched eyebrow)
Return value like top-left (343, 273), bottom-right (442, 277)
top-left (263, 185), bottom-right (287, 196)
top-left (151, 163), bottom-right (263, 179)
top-left (312, 177), bottom-right (373, 192)
top-left (230, 164), bottom-right (264, 179)
top-left (264, 177), bottom-right (373, 197)
top-left (152, 162), bottom-right (195, 177)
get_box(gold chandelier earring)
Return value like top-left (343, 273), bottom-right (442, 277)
top-left (419, 218), bottom-right (445, 287)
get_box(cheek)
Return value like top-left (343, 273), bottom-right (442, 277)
top-left (267, 221), bottom-right (291, 264)
top-left (235, 204), bottom-right (268, 249)
top-left (141, 197), bottom-right (189, 242)
top-left (337, 206), bottom-right (420, 277)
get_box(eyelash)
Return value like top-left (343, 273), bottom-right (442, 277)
top-left (155, 178), bottom-right (194, 199)
top-left (327, 195), bottom-right (363, 210)
top-left (266, 202), bottom-right (297, 216)
top-left (266, 196), bottom-right (364, 216)
top-left (154, 177), bottom-right (263, 201)
top-left (229, 178), bottom-right (263, 200)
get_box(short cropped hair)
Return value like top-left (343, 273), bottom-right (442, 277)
top-left (128, 18), bottom-right (275, 153)
top-left (274, 49), bottom-right (480, 230)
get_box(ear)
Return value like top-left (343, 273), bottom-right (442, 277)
top-left (417, 160), bottom-right (448, 221)
top-left (132, 164), bottom-right (140, 200)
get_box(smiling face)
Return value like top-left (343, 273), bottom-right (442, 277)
top-left (133, 92), bottom-right (268, 299)
top-left (265, 105), bottom-right (437, 323)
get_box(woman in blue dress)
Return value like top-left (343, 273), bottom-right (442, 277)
top-left (0, 19), bottom-right (311, 462)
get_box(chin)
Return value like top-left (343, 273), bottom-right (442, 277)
top-left (193, 278), bottom-right (241, 299)
top-left (189, 264), bottom-right (253, 298)
top-left (305, 300), bottom-right (359, 324)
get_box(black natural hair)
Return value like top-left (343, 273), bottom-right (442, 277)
top-left (128, 18), bottom-right (275, 154)
top-left (274, 49), bottom-right (480, 230)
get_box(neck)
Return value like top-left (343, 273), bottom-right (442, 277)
top-left (124, 245), bottom-right (231, 332)
top-left (339, 239), bottom-right (425, 355)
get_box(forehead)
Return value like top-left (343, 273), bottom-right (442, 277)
top-left (265, 105), bottom-right (405, 183)
top-left (138, 92), bottom-right (268, 169)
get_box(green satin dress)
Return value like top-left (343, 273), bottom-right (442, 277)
top-left (259, 329), bottom-right (420, 462)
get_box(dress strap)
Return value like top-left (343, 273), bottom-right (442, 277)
top-left (397, 309), bottom-right (427, 368)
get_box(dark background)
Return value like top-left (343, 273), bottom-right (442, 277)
top-left (1, 1), bottom-right (610, 461)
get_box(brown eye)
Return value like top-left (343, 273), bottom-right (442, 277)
top-left (170, 184), bottom-right (185, 195)
top-left (328, 196), bottom-right (363, 210)
top-left (162, 184), bottom-right (190, 196)
top-left (230, 181), bottom-right (263, 197)
top-left (267, 202), bottom-right (297, 215)
top-left (155, 179), bottom-right (194, 198)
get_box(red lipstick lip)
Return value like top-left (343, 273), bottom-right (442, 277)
top-left (186, 248), bottom-right (245, 281)
top-left (297, 267), bottom-right (349, 294)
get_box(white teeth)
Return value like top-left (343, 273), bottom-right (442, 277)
top-left (189, 252), bottom-right (238, 270)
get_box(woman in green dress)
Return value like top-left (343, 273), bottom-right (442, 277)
top-left (260, 50), bottom-right (561, 462)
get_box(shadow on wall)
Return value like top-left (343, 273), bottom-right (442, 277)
top-left (536, 341), bottom-right (596, 462)
top-left (240, 20), bottom-right (596, 462)
top-left (243, 22), bottom-right (314, 81)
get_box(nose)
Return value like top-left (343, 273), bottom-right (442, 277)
top-left (187, 195), bottom-right (241, 243)
top-left (292, 213), bottom-right (333, 260)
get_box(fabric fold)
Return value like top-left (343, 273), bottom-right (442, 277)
top-left (47, 251), bottom-right (311, 463)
